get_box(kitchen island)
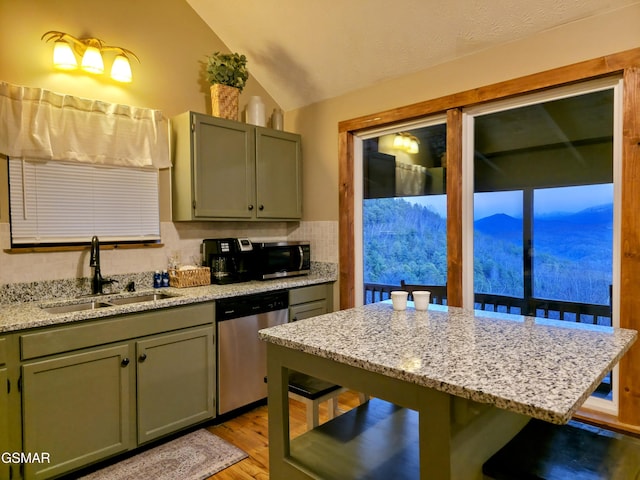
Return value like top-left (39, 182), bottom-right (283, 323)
top-left (259, 302), bottom-right (637, 479)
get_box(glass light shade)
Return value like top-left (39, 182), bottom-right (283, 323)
top-left (52, 41), bottom-right (77, 70)
top-left (110, 55), bottom-right (132, 83)
top-left (393, 134), bottom-right (404, 149)
top-left (81, 46), bottom-right (104, 74)
top-left (408, 139), bottom-right (419, 154)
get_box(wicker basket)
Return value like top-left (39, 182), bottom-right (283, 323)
top-left (169, 267), bottom-right (211, 288)
top-left (210, 84), bottom-right (240, 120)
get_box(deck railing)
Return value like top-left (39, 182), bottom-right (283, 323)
top-left (363, 282), bottom-right (611, 325)
top-left (474, 293), bottom-right (612, 327)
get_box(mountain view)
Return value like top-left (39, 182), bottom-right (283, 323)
top-left (364, 198), bottom-right (613, 306)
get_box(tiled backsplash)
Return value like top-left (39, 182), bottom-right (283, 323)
top-left (0, 220), bottom-right (339, 289)
top-left (287, 220), bottom-right (339, 263)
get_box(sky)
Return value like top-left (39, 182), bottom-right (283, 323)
top-left (405, 183), bottom-right (613, 219)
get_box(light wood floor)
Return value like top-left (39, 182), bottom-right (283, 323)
top-left (206, 390), bottom-right (363, 479)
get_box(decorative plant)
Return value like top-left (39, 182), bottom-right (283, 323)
top-left (206, 52), bottom-right (249, 92)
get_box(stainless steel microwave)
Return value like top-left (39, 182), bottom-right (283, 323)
top-left (252, 241), bottom-right (311, 280)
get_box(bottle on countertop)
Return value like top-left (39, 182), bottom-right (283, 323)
top-left (153, 271), bottom-right (162, 288)
top-left (162, 270), bottom-right (170, 288)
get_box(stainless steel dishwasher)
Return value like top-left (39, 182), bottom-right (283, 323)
top-left (216, 290), bottom-right (289, 415)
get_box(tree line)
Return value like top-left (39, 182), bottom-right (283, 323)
top-left (364, 197), bottom-right (612, 305)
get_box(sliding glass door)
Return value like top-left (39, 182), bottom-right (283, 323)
top-left (465, 77), bottom-right (621, 407)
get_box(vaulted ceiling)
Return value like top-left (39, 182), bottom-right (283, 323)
top-left (187, 0), bottom-right (637, 111)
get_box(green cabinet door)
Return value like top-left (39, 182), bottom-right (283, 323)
top-left (136, 325), bottom-right (215, 444)
top-left (22, 344), bottom-right (133, 480)
top-left (255, 128), bottom-right (302, 219)
top-left (193, 114), bottom-right (255, 219)
top-left (0, 367), bottom-right (9, 480)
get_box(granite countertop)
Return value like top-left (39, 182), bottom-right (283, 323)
top-left (259, 302), bottom-right (637, 424)
top-left (0, 271), bottom-right (335, 334)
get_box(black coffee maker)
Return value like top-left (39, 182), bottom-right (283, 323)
top-left (201, 238), bottom-right (254, 284)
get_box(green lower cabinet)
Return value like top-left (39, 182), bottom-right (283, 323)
top-left (19, 324), bottom-right (216, 479)
top-left (17, 302), bottom-right (216, 479)
top-left (289, 300), bottom-right (327, 322)
top-left (289, 283), bottom-right (333, 322)
top-left (0, 366), bottom-right (9, 480)
top-left (137, 326), bottom-right (215, 444)
top-left (22, 344), bottom-right (133, 480)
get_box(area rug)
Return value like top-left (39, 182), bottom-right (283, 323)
top-left (79, 429), bottom-right (248, 480)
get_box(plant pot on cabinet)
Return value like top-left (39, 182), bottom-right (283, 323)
top-left (210, 84), bottom-right (240, 121)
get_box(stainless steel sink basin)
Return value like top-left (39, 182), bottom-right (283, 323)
top-left (41, 292), bottom-right (176, 314)
top-left (43, 301), bottom-right (113, 314)
top-left (108, 292), bottom-right (174, 305)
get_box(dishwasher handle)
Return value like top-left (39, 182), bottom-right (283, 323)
top-left (216, 291), bottom-right (288, 321)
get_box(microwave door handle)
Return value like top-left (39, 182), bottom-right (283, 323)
top-left (298, 246), bottom-right (304, 270)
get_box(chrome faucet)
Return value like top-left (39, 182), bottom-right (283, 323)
top-left (90, 236), bottom-right (117, 294)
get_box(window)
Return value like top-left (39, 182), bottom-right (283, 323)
top-left (359, 120), bottom-right (447, 304)
top-left (474, 190), bottom-right (523, 300)
top-left (8, 158), bottom-right (160, 245)
top-left (0, 83), bottom-right (169, 247)
top-left (466, 78), bottom-right (621, 407)
top-left (532, 184), bottom-right (613, 307)
top-left (469, 84), bottom-right (616, 316)
top-left (343, 51), bottom-right (640, 423)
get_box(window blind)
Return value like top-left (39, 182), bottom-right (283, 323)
top-left (9, 158), bottom-right (160, 245)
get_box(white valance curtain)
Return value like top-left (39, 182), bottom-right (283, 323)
top-left (396, 161), bottom-right (426, 196)
top-left (0, 82), bottom-right (170, 168)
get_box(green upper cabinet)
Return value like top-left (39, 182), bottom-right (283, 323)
top-left (172, 111), bottom-right (302, 221)
top-left (190, 114), bottom-right (254, 219)
top-left (255, 127), bottom-right (302, 219)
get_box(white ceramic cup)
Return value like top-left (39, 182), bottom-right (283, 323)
top-left (390, 291), bottom-right (409, 311)
top-left (413, 291), bottom-right (431, 311)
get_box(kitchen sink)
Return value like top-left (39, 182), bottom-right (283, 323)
top-left (43, 301), bottom-right (113, 314)
top-left (41, 292), bottom-right (176, 313)
top-left (108, 292), bottom-right (174, 305)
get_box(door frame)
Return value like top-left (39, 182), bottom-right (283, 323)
top-left (338, 48), bottom-right (640, 430)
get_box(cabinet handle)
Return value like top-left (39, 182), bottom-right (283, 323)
top-left (121, 357), bottom-right (130, 367)
top-left (259, 204), bottom-right (264, 211)
top-left (248, 204), bottom-right (254, 211)
top-left (139, 353), bottom-right (147, 362)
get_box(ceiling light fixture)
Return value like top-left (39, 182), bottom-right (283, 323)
top-left (42, 31), bottom-right (139, 83)
top-left (393, 133), bottom-right (420, 154)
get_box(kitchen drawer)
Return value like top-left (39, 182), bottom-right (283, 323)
top-left (289, 284), bottom-right (329, 306)
top-left (290, 300), bottom-right (327, 322)
top-left (21, 302), bottom-right (214, 360)
top-left (0, 337), bottom-right (6, 365)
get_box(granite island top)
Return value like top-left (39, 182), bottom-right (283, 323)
top-left (0, 271), bottom-right (335, 334)
top-left (259, 302), bottom-right (637, 424)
